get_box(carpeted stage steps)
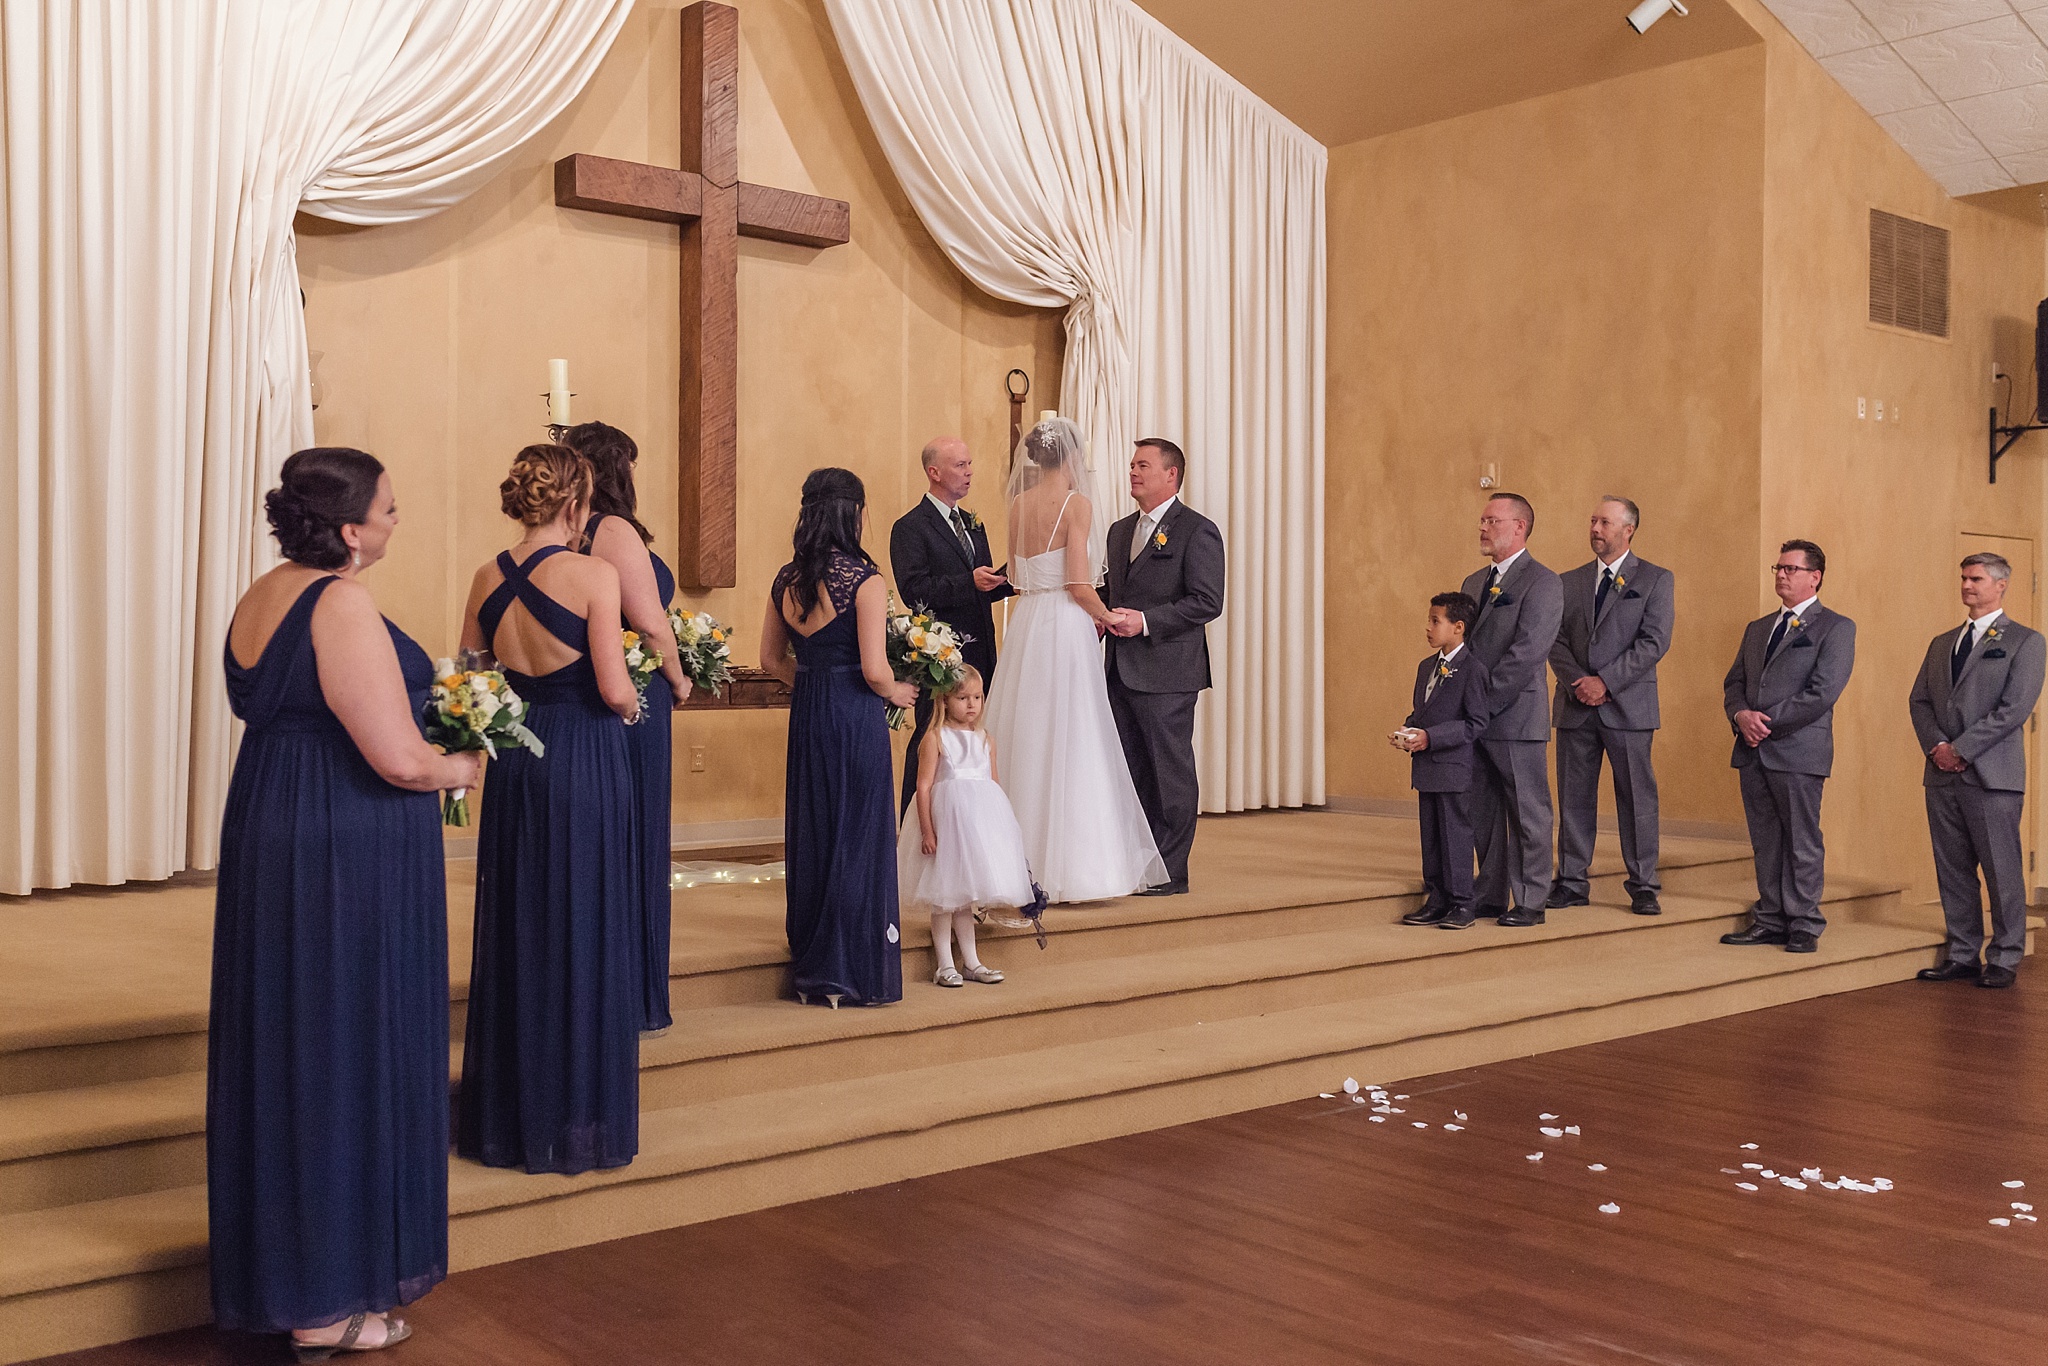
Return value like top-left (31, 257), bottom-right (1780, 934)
top-left (0, 811), bottom-right (1953, 1363)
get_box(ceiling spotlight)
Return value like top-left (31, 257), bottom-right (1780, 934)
top-left (1626, 0), bottom-right (1689, 33)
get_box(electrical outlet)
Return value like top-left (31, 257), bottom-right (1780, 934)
top-left (1874, 400), bottom-right (1884, 421)
top-left (690, 745), bottom-right (707, 773)
top-left (1857, 396), bottom-right (1866, 419)
top-left (1892, 403), bottom-right (1901, 423)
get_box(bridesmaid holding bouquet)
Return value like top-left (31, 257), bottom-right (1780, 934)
top-left (212, 447), bottom-right (479, 1359)
top-left (457, 444), bottom-right (643, 1175)
top-left (561, 421), bottom-right (690, 1035)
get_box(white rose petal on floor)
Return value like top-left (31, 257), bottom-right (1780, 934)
top-left (1599, 1203), bottom-right (1620, 1215)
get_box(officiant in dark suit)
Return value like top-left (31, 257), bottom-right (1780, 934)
top-left (890, 436), bottom-right (1012, 813)
top-left (1104, 438), bottom-right (1226, 895)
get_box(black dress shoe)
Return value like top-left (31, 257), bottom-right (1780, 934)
top-left (1979, 964), bottom-right (2017, 989)
top-left (1720, 924), bottom-right (1788, 946)
top-left (1917, 959), bottom-right (1982, 982)
top-left (1473, 904), bottom-right (1509, 922)
top-left (1401, 903), bottom-right (1450, 926)
top-left (1497, 905), bottom-right (1546, 928)
top-left (1544, 887), bottom-right (1590, 909)
top-left (1439, 905), bottom-right (1478, 930)
top-left (1785, 931), bottom-right (1819, 954)
top-left (1137, 880), bottom-right (1189, 897)
top-left (1630, 895), bottom-right (1662, 916)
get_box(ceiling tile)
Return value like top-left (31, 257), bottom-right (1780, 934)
top-left (1849, 0), bottom-right (2014, 45)
top-left (1894, 16), bottom-right (2048, 102)
top-left (1950, 81), bottom-right (2048, 156)
top-left (1821, 44), bottom-right (1940, 114)
top-left (1937, 158), bottom-right (2019, 193)
top-left (1995, 146), bottom-right (2048, 180)
top-left (1877, 102), bottom-right (1996, 166)
top-left (1762, 0), bottom-right (1884, 58)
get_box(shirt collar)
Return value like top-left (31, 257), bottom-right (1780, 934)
top-left (1782, 595), bottom-right (1819, 621)
top-left (1598, 550), bottom-right (1630, 575)
top-left (1139, 494), bottom-right (1179, 525)
top-left (1968, 608), bottom-right (2004, 639)
top-left (925, 491), bottom-right (960, 520)
top-left (1440, 643), bottom-right (1465, 664)
top-left (1489, 546), bottom-right (1527, 576)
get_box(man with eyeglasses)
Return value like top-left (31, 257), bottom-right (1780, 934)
top-left (1720, 540), bottom-right (1857, 953)
top-left (1458, 493), bottom-right (1564, 926)
top-left (1908, 553), bottom-right (2044, 989)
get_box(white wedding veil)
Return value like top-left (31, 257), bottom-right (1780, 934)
top-left (1006, 415), bottom-right (1107, 584)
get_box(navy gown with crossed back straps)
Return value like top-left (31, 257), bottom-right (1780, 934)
top-left (210, 575), bottom-right (448, 1332)
top-left (775, 551), bottom-right (902, 1005)
top-left (581, 513), bottom-right (677, 1032)
top-left (458, 546), bottom-right (639, 1174)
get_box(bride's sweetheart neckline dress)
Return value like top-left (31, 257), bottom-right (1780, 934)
top-left (985, 495), bottom-right (1166, 902)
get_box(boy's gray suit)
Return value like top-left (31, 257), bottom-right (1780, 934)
top-left (1459, 553), bottom-right (1564, 913)
top-left (1908, 615), bottom-right (2046, 970)
top-left (1549, 552), bottom-right (1674, 903)
top-left (1722, 602), bottom-right (1857, 937)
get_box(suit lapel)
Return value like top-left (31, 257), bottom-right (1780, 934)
top-left (1591, 556), bottom-right (1627, 632)
top-left (1127, 501), bottom-right (1181, 581)
top-left (927, 499), bottom-right (974, 570)
top-left (1932, 624), bottom-right (1965, 712)
top-left (1954, 620), bottom-right (2002, 691)
top-left (1761, 603), bottom-right (1817, 679)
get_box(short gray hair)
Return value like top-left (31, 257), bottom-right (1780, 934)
top-left (1961, 552), bottom-right (2012, 581)
top-left (1598, 495), bottom-right (1640, 529)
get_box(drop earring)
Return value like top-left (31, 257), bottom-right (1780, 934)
top-left (352, 550), bottom-right (361, 569)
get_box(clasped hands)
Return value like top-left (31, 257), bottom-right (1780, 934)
top-left (1733, 709), bottom-right (1772, 747)
top-left (1387, 727), bottom-right (1428, 753)
top-left (1571, 675), bottom-right (1609, 706)
top-left (1099, 608), bottom-right (1144, 638)
top-left (1930, 741), bottom-right (1969, 774)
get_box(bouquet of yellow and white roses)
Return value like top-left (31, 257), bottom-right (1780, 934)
top-left (667, 606), bottom-right (735, 697)
top-left (884, 599), bottom-right (970, 730)
top-left (622, 629), bottom-right (662, 722)
top-left (422, 655), bottom-right (546, 825)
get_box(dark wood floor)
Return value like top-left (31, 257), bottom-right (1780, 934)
top-left (42, 970), bottom-right (2048, 1366)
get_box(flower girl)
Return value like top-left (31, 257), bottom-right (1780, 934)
top-left (898, 667), bottom-right (1038, 986)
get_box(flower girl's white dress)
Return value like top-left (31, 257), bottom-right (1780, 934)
top-left (897, 726), bottom-right (1036, 912)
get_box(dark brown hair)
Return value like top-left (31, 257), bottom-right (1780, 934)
top-left (1135, 436), bottom-right (1186, 488)
top-left (1781, 538), bottom-right (1826, 577)
top-left (560, 421), bottom-right (654, 546)
top-left (1430, 591), bottom-right (1478, 632)
top-left (265, 447), bottom-right (384, 569)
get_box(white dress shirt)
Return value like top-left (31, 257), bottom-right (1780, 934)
top-left (1126, 494), bottom-right (1180, 635)
top-left (1424, 642), bottom-right (1464, 702)
top-left (1962, 607), bottom-right (2005, 650)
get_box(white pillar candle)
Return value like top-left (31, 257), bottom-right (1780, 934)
top-left (1038, 409), bottom-right (1057, 423)
top-left (548, 358), bottom-right (571, 424)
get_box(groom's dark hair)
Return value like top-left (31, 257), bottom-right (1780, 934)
top-left (1136, 437), bottom-right (1185, 489)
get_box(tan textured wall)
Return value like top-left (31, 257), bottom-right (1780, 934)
top-left (297, 0), bottom-right (1061, 829)
top-left (1326, 47), bottom-right (1769, 825)
top-left (1736, 0), bottom-right (2047, 896)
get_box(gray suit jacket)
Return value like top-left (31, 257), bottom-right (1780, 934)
top-left (1908, 616), bottom-right (2045, 792)
top-left (1722, 602), bottom-right (1857, 777)
top-left (1549, 552), bottom-right (1674, 731)
top-left (1102, 499), bottom-right (1226, 694)
top-left (1459, 552), bottom-right (1564, 744)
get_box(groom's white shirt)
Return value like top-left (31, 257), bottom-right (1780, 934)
top-left (1127, 494), bottom-right (1179, 636)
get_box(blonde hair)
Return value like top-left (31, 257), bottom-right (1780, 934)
top-left (499, 443), bottom-right (592, 527)
top-left (936, 665), bottom-right (986, 730)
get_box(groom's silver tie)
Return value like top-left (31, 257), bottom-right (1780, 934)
top-left (1130, 513), bottom-right (1150, 562)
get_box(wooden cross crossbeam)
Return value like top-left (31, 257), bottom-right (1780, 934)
top-left (554, 1), bottom-right (851, 589)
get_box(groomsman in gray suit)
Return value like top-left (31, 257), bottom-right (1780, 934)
top-left (1460, 493), bottom-right (1564, 927)
top-left (1548, 496), bottom-right (1674, 916)
top-left (1720, 540), bottom-right (1857, 953)
top-left (1909, 553), bottom-right (2046, 989)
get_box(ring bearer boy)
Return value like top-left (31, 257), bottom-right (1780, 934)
top-left (1395, 592), bottom-right (1493, 930)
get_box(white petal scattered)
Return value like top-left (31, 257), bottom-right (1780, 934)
top-left (1564, 1125), bottom-right (1582, 1136)
top-left (1780, 1178), bottom-right (1808, 1191)
top-left (2005, 1180), bottom-right (2025, 1189)
top-left (1390, 1108), bottom-right (1407, 1115)
top-left (1742, 1163), bottom-right (1764, 1171)
top-left (1736, 1182), bottom-right (1759, 1191)
top-left (1740, 1143), bottom-right (1759, 1151)
top-left (1368, 1114), bottom-right (1386, 1123)
top-left (2015, 1203), bottom-right (2034, 1212)
top-left (1352, 1095), bottom-right (1367, 1105)
top-left (1527, 1152), bottom-right (1544, 1161)
top-left (1395, 1094), bottom-right (1410, 1101)
top-left (2019, 1214), bottom-right (2039, 1223)
top-left (1541, 1113), bottom-right (1560, 1121)
top-left (1541, 1127), bottom-right (1565, 1138)
top-left (1454, 1111), bottom-right (1468, 1122)
top-left (1992, 1218), bottom-right (2013, 1227)
top-left (1412, 1122), bottom-right (1430, 1129)
top-left (1444, 1123), bottom-right (1465, 1132)
top-left (1760, 1170), bottom-right (1778, 1180)
top-left (1318, 1093), bottom-right (1335, 1100)
top-left (1343, 1078), bottom-right (1360, 1095)
top-left (1872, 1179), bottom-right (1895, 1191)
top-left (1800, 1168), bottom-right (1823, 1181)
top-left (1599, 1202), bottom-right (1621, 1214)
top-left (1821, 1182), bottom-right (1840, 1191)
top-left (1589, 1164), bottom-right (1609, 1172)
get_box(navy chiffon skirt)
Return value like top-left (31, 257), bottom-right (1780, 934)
top-left (630, 672), bottom-right (674, 1031)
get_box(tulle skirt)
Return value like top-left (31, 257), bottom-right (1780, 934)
top-left (985, 590), bottom-right (1167, 902)
top-left (898, 775), bottom-right (1036, 912)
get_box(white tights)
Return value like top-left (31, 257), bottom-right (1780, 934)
top-left (929, 909), bottom-right (983, 974)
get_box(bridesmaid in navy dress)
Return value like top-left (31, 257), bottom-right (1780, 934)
top-left (457, 444), bottom-right (643, 1175)
top-left (562, 422), bottom-right (691, 1034)
top-left (759, 468), bottom-right (918, 1007)
top-left (213, 448), bottom-right (480, 1360)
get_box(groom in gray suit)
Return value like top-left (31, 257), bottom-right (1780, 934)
top-left (1460, 493), bottom-right (1564, 927)
top-left (1548, 496), bottom-right (1674, 916)
top-left (1909, 553), bottom-right (2046, 989)
top-left (1720, 540), bottom-right (1856, 953)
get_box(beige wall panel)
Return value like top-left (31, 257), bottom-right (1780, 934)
top-left (297, 0), bottom-right (1061, 829)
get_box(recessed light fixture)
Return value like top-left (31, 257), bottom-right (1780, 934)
top-left (1626, 0), bottom-right (1688, 34)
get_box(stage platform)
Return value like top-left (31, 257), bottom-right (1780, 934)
top-left (0, 810), bottom-right (1954, 1362)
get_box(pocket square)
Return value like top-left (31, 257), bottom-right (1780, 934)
top-left (1790, 635), bottom-right (1814, 648)
top-left (1623, 589), bottom-right (1642, 599)
top-left (1985, 648), bottom-right (2008, 659)
top-left (1492, 594), bottom-right (1515, 606)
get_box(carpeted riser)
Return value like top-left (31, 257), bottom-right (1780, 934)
top-left (0, 1132), bottom-right (204, 1218)
top-left (0, 1034), bottom-right (205, 1100)
top-left (0, 1263), bottom-right (210, 1366)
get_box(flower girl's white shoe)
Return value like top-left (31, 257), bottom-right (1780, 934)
top-left (961, 964), bottom-right (1004, 984)
top-left (933, 967), bottom-right (965, 988)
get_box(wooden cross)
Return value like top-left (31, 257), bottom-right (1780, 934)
top-left (554, 0), bottom-right (851, 589)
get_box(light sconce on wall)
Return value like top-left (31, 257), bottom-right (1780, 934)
top-left (1626, 0), bottom-right (1688, 34)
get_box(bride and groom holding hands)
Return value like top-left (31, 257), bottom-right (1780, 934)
top-left (891, 417), bottom-right (1225, 905)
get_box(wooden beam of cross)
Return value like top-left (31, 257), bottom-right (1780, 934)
top-left (554, 0), bottom-right (851, 589)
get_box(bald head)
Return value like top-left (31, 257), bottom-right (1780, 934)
top-left (922, 436), bottom-right (973, 506)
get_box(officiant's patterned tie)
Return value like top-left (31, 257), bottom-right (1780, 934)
top-left (951, 508), bottom-right (974, 559)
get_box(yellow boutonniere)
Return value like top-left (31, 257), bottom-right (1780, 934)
top-left (1987, 626), bottom-right (2003, 641)
top-left (961, 509), bottom-right (982, 532)
top-left (1788, 616), bottom-right (1803, 630)
top-left (1613, 574), bottom-right (1627, 590)
top-left (1437, 662), bottom-right (1454, 679)
top-left (1154, 530), bottom-right (1168, 549)
top-left (1489, 583), bottom-right (1502, 598)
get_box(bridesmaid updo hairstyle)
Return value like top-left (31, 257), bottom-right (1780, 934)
top-left (560, 421), bottom-right (654, 546)
top-left (499, 443), bottom-right (593, 527)
top-left (265, 446), bottom-right (385, 570)
top-left (785, 467), bottom-right (872, 616)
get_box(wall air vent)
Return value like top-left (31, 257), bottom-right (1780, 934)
top-left (1869, 208), bottom-right (1949, 340)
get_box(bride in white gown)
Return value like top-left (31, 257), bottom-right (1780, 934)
top-left (985, 417), bottom-right (1167, 902)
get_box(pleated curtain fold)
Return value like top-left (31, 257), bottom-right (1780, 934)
top-left (824, 0), bottom-right (1326, 813)
top-left (0, 0), bottom-right (630, 893)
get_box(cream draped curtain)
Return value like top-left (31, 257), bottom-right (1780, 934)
top-left (0, 0), bottom-right (630, 893)
top-left (825, 0), bottom-right (1325, 813)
